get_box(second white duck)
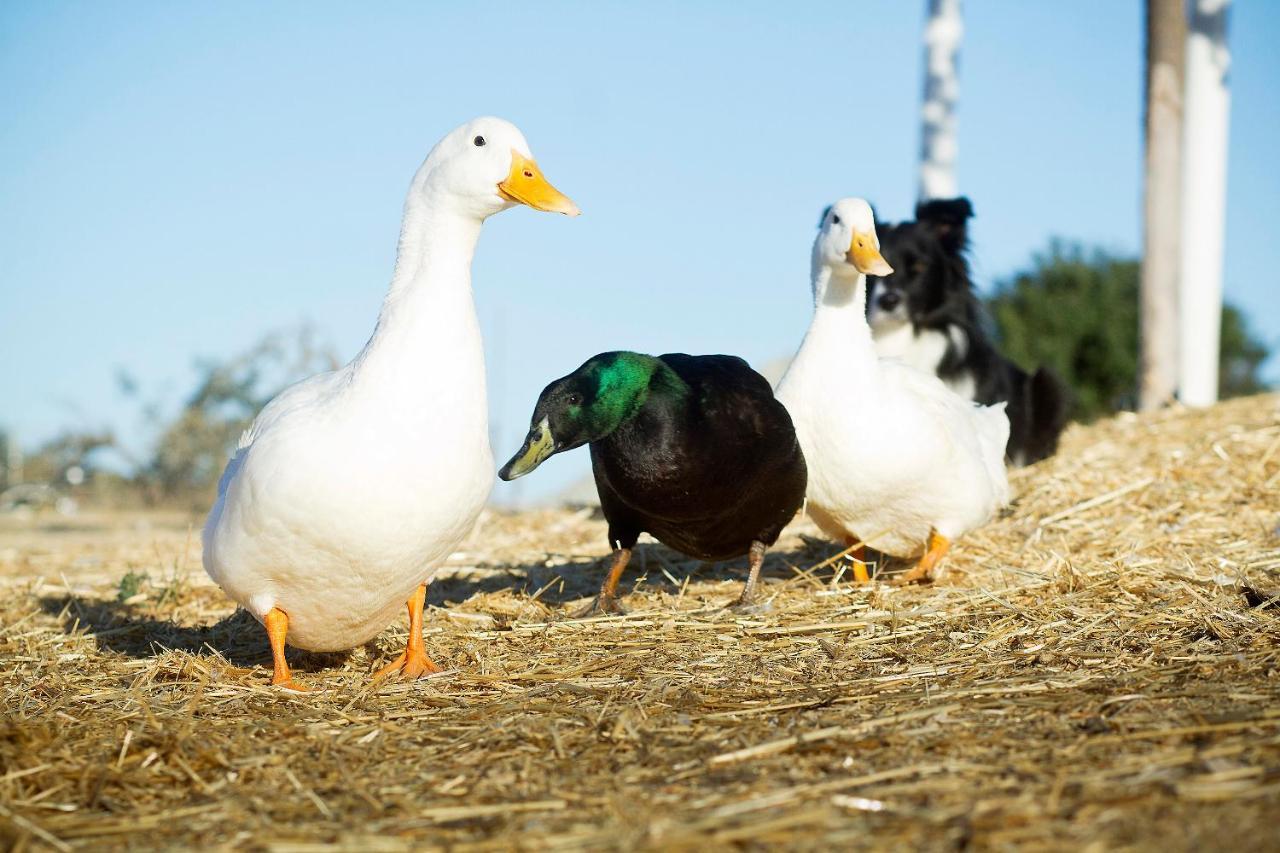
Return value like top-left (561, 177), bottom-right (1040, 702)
top-left (775, 198), bottom-right (1009, 584)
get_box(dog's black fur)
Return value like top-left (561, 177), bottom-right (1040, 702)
top-left (864, 197), bottom-right (1070, 465)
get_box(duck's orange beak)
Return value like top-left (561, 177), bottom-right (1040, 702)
top-left (847, 230), bottom-right (893, 276)
top-left (498, 151), bottom-right (580, 216)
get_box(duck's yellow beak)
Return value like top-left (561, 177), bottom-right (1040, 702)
top-left (847, 230), bottom-right (893, 276)
top-left (498, 418), bottom-right (557, 481)
top-left (498, 151), bottom-right (580, 216)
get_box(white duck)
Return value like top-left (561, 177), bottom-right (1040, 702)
top-left (775, 198), bottom-right (1009, 584)
top-left (203, 117), bottom-right (578, 689)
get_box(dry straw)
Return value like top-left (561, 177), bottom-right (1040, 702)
top-left (2, 394), bottom-right (1279, 850)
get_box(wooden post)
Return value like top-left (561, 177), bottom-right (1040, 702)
top-left (1139, 0), bottom-right (1186, 411)
top-left (1178, 0), bottom-right (1231, 407)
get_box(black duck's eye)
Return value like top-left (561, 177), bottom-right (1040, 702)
top-left (473, 135), bottom-right (486, 147)
top-left (567, 392), bottom-right (583, 406)
top-left (831, 214), bottom-right (841, 225)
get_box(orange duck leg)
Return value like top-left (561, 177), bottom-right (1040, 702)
top-left (375, 583), bottom-right (441, 680)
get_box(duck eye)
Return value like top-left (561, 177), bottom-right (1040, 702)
top-left (473, 135), bottom-right (486, 147)
top-left (567, 393), bottom-right (583, 406)
top-left (831, 214), bottom-right (841, 225)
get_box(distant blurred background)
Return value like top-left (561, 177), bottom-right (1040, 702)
top-left (2, 1), bottom-right (1276, 513)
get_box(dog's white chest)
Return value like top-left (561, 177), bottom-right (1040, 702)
top-left (872, 324), bottom-right (976, 401)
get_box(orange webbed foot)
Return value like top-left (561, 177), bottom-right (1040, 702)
top-left (573, 547), bottom-right (632, 618)
top-left (892, 532), bottom-right (951, 586)
top-left (372, 582), bottom-right (442, 682)
top-left (374, 647), bottom-right (442, 681)
top-left (574, 594), bottom-right (628, 619)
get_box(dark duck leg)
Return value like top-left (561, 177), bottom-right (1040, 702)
top-left (576, 547), bottom-right (632, 617)
top-left (730, 541), bottom-right (769, 611)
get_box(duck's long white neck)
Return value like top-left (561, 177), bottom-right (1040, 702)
top-left (788, 261), bottom-right (879, 390)
top-left (349, 185), bottom-right (488, 431)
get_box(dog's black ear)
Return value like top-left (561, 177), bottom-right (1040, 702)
top-left (914, 196), bottom-right (974, 253)
top-left (817, 205), bottom-right (832, 229)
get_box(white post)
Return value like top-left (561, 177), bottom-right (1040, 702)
top-left (1178, 0), bottom-right (1231, 407)
top-left (919, 0), bottom-right (963, 201)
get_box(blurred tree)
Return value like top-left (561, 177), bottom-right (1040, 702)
top-left (124, 326), bottom-right (337, 503)
top-left (0, 429), bottom-right (17, 490)
top-left (20, 429), bottom-right (115, 485)
top-left (1218, 301), bottom-right (1270, 398)
top-left (990, 242), bottom-right (1271, 421)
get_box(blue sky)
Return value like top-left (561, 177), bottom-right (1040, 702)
top-left (3, 1), bottom-right (1278, 505)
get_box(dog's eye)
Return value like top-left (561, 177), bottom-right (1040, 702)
top-left (831, 214), bottom-right (841, 225)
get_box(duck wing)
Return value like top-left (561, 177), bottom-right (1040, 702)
top-left (881, 358), bottom-right (1010, 503)
top-left (657, 353), bottom-right (792, 443)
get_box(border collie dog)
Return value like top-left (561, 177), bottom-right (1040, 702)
top-left (863, 197), bottom-right (1070, 466)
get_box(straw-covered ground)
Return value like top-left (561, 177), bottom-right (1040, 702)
top-left (2, 394), bottom-right (1279, 851)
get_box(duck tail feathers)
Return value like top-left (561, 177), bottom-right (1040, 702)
top-left (978, 401), bottom-right (1011, 455)
top-left (976, 401), bottom-right (1012, 504)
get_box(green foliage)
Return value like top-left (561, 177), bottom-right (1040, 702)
top-left (1219, 303), bottom-right (1272, 399)
top-left (116, 570), bottom-right (147, 603)
top-left (990, 242), bottom-right (1272, 421)
top-left (0, 429), bottom-right (14, 491)
top-left (115, 541), bottom-right (194, 607)
top-left (990, 243), bottom-right (1138, 420)
top-left (21, 430), bottom-right (115, 486)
